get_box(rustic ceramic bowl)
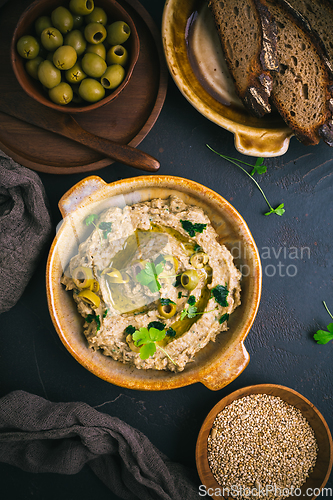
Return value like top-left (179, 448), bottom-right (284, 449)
top-left (46, 175), bottom-right (262, 390)
top-left (162, 0), bottom-right (294, 157)
top-left (11, 0), bottom-right (139, 113)
top-left (196, 384), bottom-right (333, 499)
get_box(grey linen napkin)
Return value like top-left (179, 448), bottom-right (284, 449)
top-left (0, 390), bottom-right (200, 500)
top-left (0, 151), bottom-right (52, 313)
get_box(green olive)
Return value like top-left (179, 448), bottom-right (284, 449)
top-left (49, 82), bottom-right (73, 105)
top-left (79, 78), bottom-right (105, 102)
top-left (78, 289), bottom-right (100, 308)
top-left (89, 279), bottom-right (100, 292)
top-left (51, 6), bottom-right (74, 34)
top-left (69, 0), bottom-right (94, 16)
top-left (102, 267), bottom-right (129, 283)
top-left (202, 265), bottom-right (213, 284)
top-left (189, 252), bottom-right (209, 269)
top-left (100, 64), bottom-right (125, 89)
top-left (64, 29), bottom-right (87, 56)
top-left (65, 61), bottom-right (87, 83)
top-left (158, 301), bottom-right (177, 319)
top-left (72, 266), bottom-right (93, 288)
top-left (84, 22), bottom-right (107, 44)
top-left (17, 35), bottom-right (40, 59)
top-left (106, 45), bottom-right (128, 66)
top-left (35, 16), bottom-right (52, 36)
top-left (72, 14), bottom-right (84, 29)
top-left (25, 56), bottom-right (43, 79)
top-left (180, 270), bottom-right (200, 290)
top-left (81, 52), bottom-right (107, 77)
top-left (126, 334), bottom-right (140, 353)
top-left (85, 7), bottom-right (107, 25)
top-left (53, 45), bottom-right (77, 70)
top-left (86, 42), bottom-right (106, 59)
top-left (37, 60), bottom-right (61, 89)
top-left (107, 21), bottom-right (131, 45)
top-left (40, 27), bottom-right (63, 51)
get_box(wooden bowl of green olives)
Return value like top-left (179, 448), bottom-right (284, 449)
top-left (11, 0), bottom-right (140, 112)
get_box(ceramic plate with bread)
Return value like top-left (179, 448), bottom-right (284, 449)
top-left (162, 0), bottom-right (333, 156)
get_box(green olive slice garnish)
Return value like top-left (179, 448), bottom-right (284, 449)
top-left (180, 269), bottom-right (200, 290)
top-left (72, 266), bottom-right (93, 289)
top-left (89, 279), bottom-right (100, 292)
top-left (126, 334), bottom-right (140, 353)
top-left (160, 254), bottom-right (179, 276)
top-left (189, 252), bottom-right (209, 269)
top-left (78, 289), bottom-right (100, 308)
top-left (102, 267), bottom-right (129, 283)
top-left (158, 301), bottom-right (177, 319)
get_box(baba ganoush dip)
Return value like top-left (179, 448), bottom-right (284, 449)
top-left (61, 195), bottom-right (241, 372)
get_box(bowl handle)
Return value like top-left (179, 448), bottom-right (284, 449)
top-left (58, 176), bottom-right (107, 218)
top-left (199, 342), bottom-right (250, 391)
top-left (234, 129), bottom-right (293, 157)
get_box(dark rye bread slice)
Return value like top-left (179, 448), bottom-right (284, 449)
top-left (263, 0), bottom-right (333, 146)
top-left (283, 0), bottom-right (333, 72)
top-left (207, 0), bottom-right (279, 118)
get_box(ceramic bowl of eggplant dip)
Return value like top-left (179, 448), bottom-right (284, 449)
top-left (47, 175), bottom-right (262, 390)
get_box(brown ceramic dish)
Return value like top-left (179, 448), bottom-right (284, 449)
top-left (46, 175), bottom-right (262, 391)
top-left (196, 384), bottom-right (333, 500)
top-left (11, 0), bottom-right (139, 113)
top-left (162, 0), bottom-right (294, 157)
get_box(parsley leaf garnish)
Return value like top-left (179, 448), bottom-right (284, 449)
top-left (206, 145), bottom-right (285, 217)
top-left (180, 220), bottom-right (207, 237)
top-left (160, 298), bottom-right (176, 306)
top-left (180, 295), bottom-right (197, 319)
top-left (132, 327), bottom-right (176, 365)
top-left (180, 294), bottom-right (217, 320)
top-left (98, 222), bottom-right (112, 239)
top-left (125, 325), bottom-right (136, 335)
top-left (219, 313), bottom-right (229, 324)
top-left (181, 304), bottom-right (198, 320)
top-left (314, 301), bottom-right (333, 345)
top-left (166, 327), bottom-right (176, 337)
top-left (212, 284), bottom-right (229, 307)
top-left (136, 261), bottom-right (164, 293)
top-left (85, 214), bottom-right (98, 226)
top-left (187, 295), bottom-right (196, 306)
top-left (148, 321), bottom-right (165, 331)
top-left (85, 313), bottom-right (101, 331)
top-left (84, 214), bottom-right (113, 241)
top-left (250, 157), bottom-right (267, 176)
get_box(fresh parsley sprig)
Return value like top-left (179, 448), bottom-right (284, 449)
top-left (86, 313), bottom-right (101, 331)
top-left (314, 301), bottom-right (333, 345)
top-left (206, 145), bottom-right (285, 216)
top-left (85, 214), bottom-right (113, 242)
top-left (180, 220), bottom-right (207, 237)
top-left (212, 284), bottom-right (229, 307)
top-left (132, 327), bottom-right (177, 365)
top-left (136, 261), bottom-right (164, 293)
top-left (180, 295), bottom-right (217, 320)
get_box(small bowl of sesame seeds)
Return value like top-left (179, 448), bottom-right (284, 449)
top-left (196, 384), bottom-right (333, 500)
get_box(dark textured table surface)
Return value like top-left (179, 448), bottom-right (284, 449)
top-left (1, 0), bottom-right (332, 498)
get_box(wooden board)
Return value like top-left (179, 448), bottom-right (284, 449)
top-left (0, 0), bottom-right (168, 173)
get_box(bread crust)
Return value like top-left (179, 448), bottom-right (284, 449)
top-left (264, 0), bottom-right (333, 146)
top-left (208, 0), bottom-right (278, 118)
